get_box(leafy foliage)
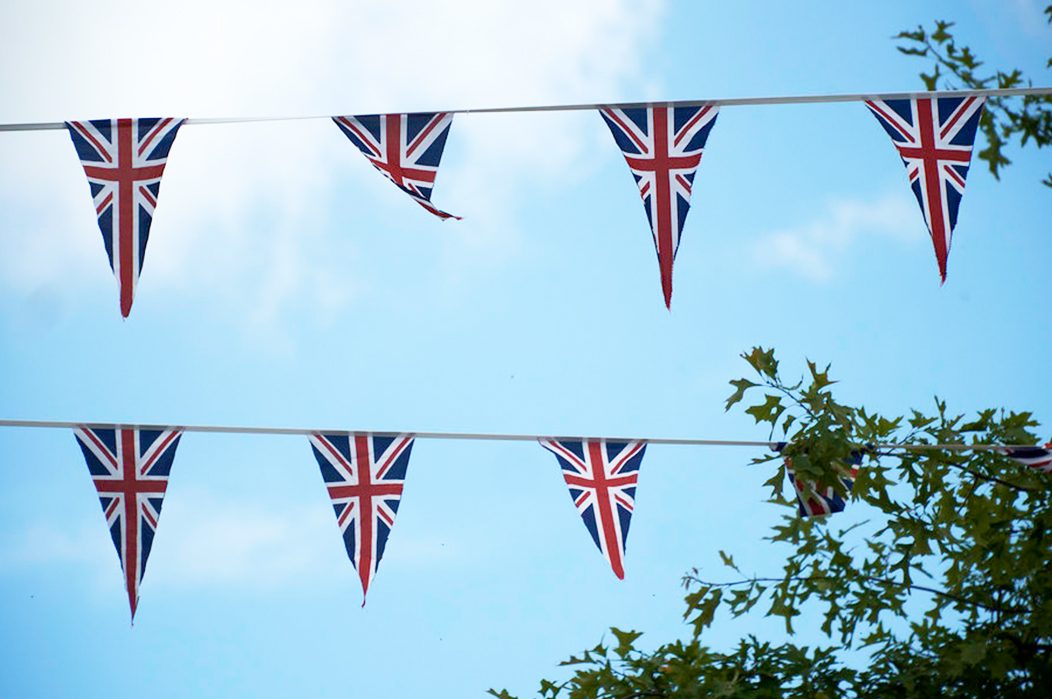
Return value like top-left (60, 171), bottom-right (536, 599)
top-left (895, 10), bottom-right (1052, 187)
top-left (491, 348), bottom-right (1052, 698)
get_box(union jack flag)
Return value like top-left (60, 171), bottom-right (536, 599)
top-left (865, 96), bottom-right (985, 282)
top-left (332, 112), bottom-right (460, 220)
top-left (66, 119), bottom-right (184, 317)
top-left (539, 438), bottom-right (646, 579)
top-left (1002, 443), bottom-right (1052, 474)
top-left (73, 426), bottom-right (182, 620)
top-left (778, 447), bottom-right (862, 518)
top-left (600, 105), bottom-right (719, 308)
top-left (309, 432), bottom-right (415, 603)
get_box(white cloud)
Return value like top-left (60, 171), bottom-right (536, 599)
top-left (749, 192), bottom-right (920, 282)
top-left (1005, 0), bottom-right (1052, 38)
top-left (149, 494), bottom-right (340, 589)
top-left (0, 520), bottom-right (108, 567)
top-left (0, 0), bottom-right (665, 328)
top-left (0, 488), bottom-right (462, 591)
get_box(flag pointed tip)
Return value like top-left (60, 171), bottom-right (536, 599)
top-left (74, 427), bottom-right (180, 628)
top-left (333, 113), bottom-right (459, 222)
top-left (866, 98), bottom-right (980, 290)
top-left (120, 293), bottom-right (133, 318)
top-left (660, 254), bottom-right (674, 309)
top-left (601, 105), bottom-right (716, 311)
top-left (67, 119), bottom-right (180, 323)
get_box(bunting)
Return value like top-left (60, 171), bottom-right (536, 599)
top-left (539, 438), bottom-right (646, 579)
top-left (332, 112), bottom-right (460, 220)
top-left (600, 105), bottom-right (718, 308)
top-left (74, 426), bottom-right (182, 620)
top-left (65, 119), bottom-right (184, 317)
top-left (309, 432), bottom-right (415, 603)
top-left (865, 96), bottom-right (985, 282)
top-left (1003, 443), bottom-right (1052, 474)
top-left (781, 449), bottom-right (862, 518)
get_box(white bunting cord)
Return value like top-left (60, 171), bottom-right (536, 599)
top-left (0, 418), bottom-right (1039, 452)
top-left (0, 86), bottom-right (1049, 133)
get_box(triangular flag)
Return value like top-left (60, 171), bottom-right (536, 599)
top-left (539, 438), bottom-right (646, 579)
top-left (309, 432), bottom-right (414, 604)
top-left (332, 113), bottom-right (460, 220)
top-left (865, 96), bottom-right (985, 282)
top-left (1002, 443), bottom-right (1052, 474)
top-left (600, 105), bottom-right (718, 308)
top-left (775, 443), bottom-right (861, 518)
top-left (74, 426), bottom-right (182, 621)
top-left (65, 119), bottom-right (184, 317)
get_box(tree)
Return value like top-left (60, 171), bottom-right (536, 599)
top-left (490, 16), bottom-right (1052, 696)
top-left (895, 8), bottom-right (1052, 187)
top-left (490, 347), bottom-right (1052, 698)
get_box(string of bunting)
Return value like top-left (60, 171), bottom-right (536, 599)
top-left (1, 86), bottom-right (1049, 315)
top-left (2, 418), bottom-right (1048, 622)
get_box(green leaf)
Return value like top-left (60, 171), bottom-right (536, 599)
top-left (718, 550), bottom-right (737, 570)
top-left (807, 360), bottom-right (836, 390)
top-left (921, 65), bottom-right (942, 91)
top-left (610, 627), bottom-right (643, 657)
top-left (687, 588), bottom-right (723, 637)
top-left (725, 378), bottom-right (758, 411)
top-left (959, 638), bottom-right (988, 665)
top-left (746, 394), bottom-right (785, 425)
top-left (894, 27), bottom-right (927, 42)
top-left (743, 346), bottom-right (779, 379)
top-left (931, 20), bottom-right (954, 43)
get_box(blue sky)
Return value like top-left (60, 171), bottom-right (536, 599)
top-left (1, 1), bottom-right (1050, 696)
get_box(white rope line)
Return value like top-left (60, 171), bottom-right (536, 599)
top-left (0, 86), bottom-right (1049, 133)
top-left (0, 418), bottom-right (1040, 452)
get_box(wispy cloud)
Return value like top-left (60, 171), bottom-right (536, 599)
top-left (749, 192), bottom-right (920, 282)
top-left (0, 0), bottom-right (665, 331)
top-left (1006, 0), bottom-right (1052, 38)
top-left (0, 487), bottom-right (464, 591)
top-left (0, 521), bottom-right (108, 568)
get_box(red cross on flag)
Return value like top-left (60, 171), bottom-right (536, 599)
top-left (74, 426), bottom-right (182, 621)
top-left (332, 112), bottom-right (460, 220)
top-left (66, 119), bottom-right (184, 317)
top-left (865, 96), bottom-right (985, 282)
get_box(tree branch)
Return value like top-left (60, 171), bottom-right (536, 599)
top-left (946, 462), bottom-right (1036, 493)
top-left (685, 574), bottom-right (1026, 615)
